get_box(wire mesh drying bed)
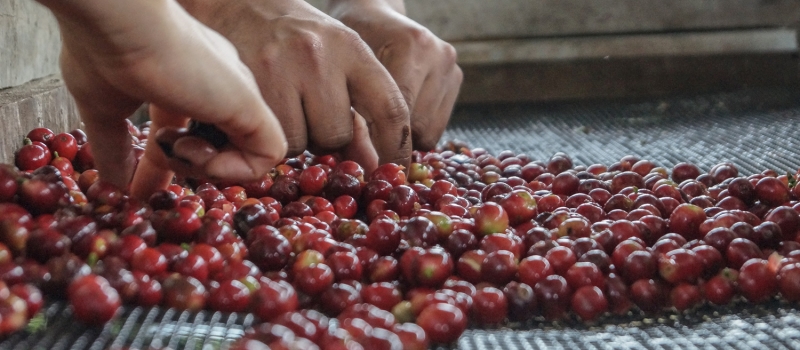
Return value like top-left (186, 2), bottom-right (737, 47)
top-left (443, 87), bottom-right (800, 176)
top-left (4, 87), bottom-right (800, 350)
top-left (6, 298), bottom-right (800, 350)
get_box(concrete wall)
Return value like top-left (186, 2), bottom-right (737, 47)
top-left (0, 78), bottom-right (81, 165)
top-left (0, 1), bottom-right (78, 164)
top-left (0, 0), bottom-right (61, 90)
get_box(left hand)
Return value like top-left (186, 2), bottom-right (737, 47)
top-left (329, 1), bottom-right (463, 151)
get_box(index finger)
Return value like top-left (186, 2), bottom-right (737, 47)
top-left (346, 54), bottom-right (412, 168)
top-left (136, 24), bottom-right (288, 181)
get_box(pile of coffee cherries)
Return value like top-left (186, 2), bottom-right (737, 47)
top-left (3, 121), bottom-right (800, 349)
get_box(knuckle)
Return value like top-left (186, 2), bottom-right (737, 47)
top-left (442, 43), bottom-right (459, 66)
top-left (384, 92), bottom-right (411, 127)
top-left (293, 31), bottom-right (325, 64)
top-left (257, 46), bottom-right (282, 71)
top-left (340, 29), bottom-right (374, 61)
top-left (453, 65), bottom-right (464, 85)
top-left (313, 129), bottom-right (353, 150)
top-left (284, 134), bottom-right (308, 157)
top-left (407, 27), bottom-right (433, 47)
top-left (397, 84), bottom-right (416, 110)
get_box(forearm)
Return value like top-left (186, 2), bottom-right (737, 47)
top-left (36, 0), bottom-right (162, 26)
top-left (328, 0), bottom-right (406, 15)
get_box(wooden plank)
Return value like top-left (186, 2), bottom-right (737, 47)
top-left (0, 0), bottom-right (61, 89)
top-left (457, 54), bottom-right (800, 104)
top-left (455, 29), bottom-right (798, 65)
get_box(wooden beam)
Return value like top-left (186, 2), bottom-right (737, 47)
top-left (455, 29), bottom-right (798, 65)
top-left (408, 0), bottom-right (800, 42)
top-left (457, 54), bottom-right (800, 104)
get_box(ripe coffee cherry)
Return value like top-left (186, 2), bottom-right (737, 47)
top-left (755, 177), bottom-right (790, 207)
top-left (565, 262), bottom-right (605, 290)
top-left (27, 127), bottom-right (55, 146)
top-left (571, 286), bottom-right (608, 321)
top-left (518, 255), bottom-right (553, 288)
top-left (68, 274), bottom-right (121, 325)
top-left (764, 206), bottom-right (799, 241)
top-left (534, 275), bottom-right (572, 321)
top-left (658, 249), bottom-right (703, 284)
top-left (471, 287), bottom-right (508, 325)
top-left (671, 162), bottom-right (701, 184)
top-left (252, 278), bottom-right (299, 321)
top-left (547, 152), bottom-right (573, 175)
top-left (15, 142), bottom-right (51, 171)
top-left (668, 204), bottom-right (706, 240)
top-left (298, 166), bottom-right (328, 196)
top-left (630, 279), bottom-right (666, 313)
top-left (473, 202), bottom-right (509, 237)
top-left (481, 250), bottom-right (518, 286)
top-left (738, 258), bottom-right (778, 303)
top-left (50, 133), bottom-right (78, 161)
top-left (161, 274), bottom-right (207, 312)
top-left (779, 262), bottom-right (800, 302)
top-left (670, 282), bottom-right (702, 311)
top-left (209, 279), bottom-right (252, 313)
top-left (416, 303), bottom-right (467, 344)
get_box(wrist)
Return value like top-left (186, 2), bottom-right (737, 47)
top-left (328, 0), bottom-right (406, 16)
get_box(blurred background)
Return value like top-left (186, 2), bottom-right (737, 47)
top-left (311, 0), bottom-right (800, 103)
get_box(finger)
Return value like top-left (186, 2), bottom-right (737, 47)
top-left (130, 105), bottom-right (189, 201)
top-left (136, 18), bottom-right (288, 180)
top-left (379, 49), bottom-right (427, 114)
top-left (258, 81), bottom-right (307, 157)
top-left (170, 136), bottom-right (220, 175)
top-left (347, 56), bottom-right (412, 167)
top-left (341, 110), bottom-right (379, 174)
top-left (303, 75), bottom-right (353, 152)
top-left (410, 76), bottom-right (448, 151)
top-left (131, 155), bottom-right (176, 201)
top-left (80, 112), bottom-right (137, 190)
top-left (414, 66), bottom-right (463, 151)
top-left (59, 49), bottom-right (141, 191)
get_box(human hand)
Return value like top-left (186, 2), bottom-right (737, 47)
top-left (184, 0), bottom-right (412, 173)
top-left (329, 0), bottom-right (463, 151)
top-left (37, 0), bottom-right (287, 200)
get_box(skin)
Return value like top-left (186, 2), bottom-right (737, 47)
top-left (180, 0), bottom-right (462, 167)
top-left (36, 0), bottom-right (288, 200)
top-left (328, 0), bottom-right (463, 151)
top-left (38, 0), bottom-right (461, 200)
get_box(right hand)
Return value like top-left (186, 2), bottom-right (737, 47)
top-left (38, 0), bottom-right (287, 200)
top-left (197, 0), bottom-right (412, 172)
